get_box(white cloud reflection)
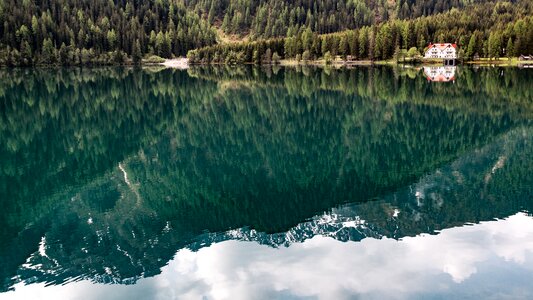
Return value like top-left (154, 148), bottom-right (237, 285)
top-left (3, 213), bottom-right (533, 300)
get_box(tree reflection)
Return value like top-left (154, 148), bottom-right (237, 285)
top-left (0, 66), bottom-right (532, 291)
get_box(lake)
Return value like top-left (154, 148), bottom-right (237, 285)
top-left (0, 65), bottom-right (532, 299)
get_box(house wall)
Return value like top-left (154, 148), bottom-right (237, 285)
top-left (424, 46), bottom-right (456, 59)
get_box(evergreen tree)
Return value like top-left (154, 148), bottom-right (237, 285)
top-left (41, 38), bottom-right (56, 64)
top-left (488, 32), bottom-right (501, 59)
top-left (466, 33), bottom-right (477, 59)
top-left (339, 35), bottom-right (348, 59)
top-left (59, 43), bottom-right (69, 64)
top-left (263, 48), bottom-right (272, 63)
top-left (132, 39), bottom-right (142, 64)
top-left (506, 38), bottom-right (514, 58)
top-left (272, 51), bottom-right (280, 64)
top-left (19, 40), bottom-right (32, 66)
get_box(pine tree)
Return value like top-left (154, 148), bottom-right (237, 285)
top-left (155, 31), bottom-right (165, 57)
top-left (488, 32), bottom-right (501, 59)
top-left (272, 51), bottom-right (280, 64)
top-left (302, 27), bottom-right (313, 51)
top-left (263, 48), bottom-right (272, 63)
top-left (506, 38), bottom-right (514, 58)
top-left (359, 29), bottom-right (368, 59)
top-left (339, 35), bottom-right (348, 59)
top-left (321, 36), bottom-right (328, 57)
top-left (107, 29), bottom-right (117, 50)
top-left (132, 39), bottom-right (142, 64)
top-left (20, 40), bottom-right (32, 65)
top-left (41, 38), bottom-right (56, 64)
top-left (59, 42), bottom-right (69, 64)
top-left (466, 33), bottom-right (477, 59)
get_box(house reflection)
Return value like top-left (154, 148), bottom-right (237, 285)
top-left (423, 66), bottom-right (456, 82)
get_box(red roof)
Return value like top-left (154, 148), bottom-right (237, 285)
top-left (427, 43), bottom-right (456, 50)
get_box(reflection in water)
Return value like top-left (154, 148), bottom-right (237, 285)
top-left (423, 66), bottom-right (456, 82)
top-left (3, 213), bottom-right (533, 300)
top-left (184, 126), bottom-right (533, 247)
top-left (0, 66), bottom-right (532, 298)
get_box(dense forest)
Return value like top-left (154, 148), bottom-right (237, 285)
top-left (0, 0), bottom-right (217, 65)
top-left (183, 0), bottom-right (472, 38)
top-left (1, 0), bottom-right (532, 65)
top-left (188, 1), bottom-right (533, 64)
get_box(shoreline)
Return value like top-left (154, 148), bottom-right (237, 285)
top-left (3, 57), bottom-right (531, 69)
top-left (182, 57), bottom-right (533, 68)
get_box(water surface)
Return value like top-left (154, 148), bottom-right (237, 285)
top-left (0, 66), bottom-right (532, 299)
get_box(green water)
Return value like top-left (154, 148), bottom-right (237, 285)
top-left (0, 66), bottom-right (532, 299)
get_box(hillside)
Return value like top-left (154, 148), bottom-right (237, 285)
top-left (183, 0), bottom-right (475, 38)
top-left (0, 0), bottom-right (532, 65)
top-left (189, 1), bottom-right (533, 64)
top-left (0, 0), bottom-right (218, 65)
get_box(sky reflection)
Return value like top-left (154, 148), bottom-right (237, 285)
top-left (3, 212), bottom-right (533, 300)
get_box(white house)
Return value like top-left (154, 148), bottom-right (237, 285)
top-left (424, 43), bottom-right (457, 59)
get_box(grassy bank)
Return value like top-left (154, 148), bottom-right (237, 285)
top-left (271, 57), bottom-right (533, 67)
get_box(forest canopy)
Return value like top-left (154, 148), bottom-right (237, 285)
top-left (0, 0), bottom-right (217, 65)
top-left (189, 1), bottom-right (533, 64)
top-left (0, 0), bottom-right (532, 65)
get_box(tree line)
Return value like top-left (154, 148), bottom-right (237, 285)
top-left (188, 1), bottom-right (533, 64)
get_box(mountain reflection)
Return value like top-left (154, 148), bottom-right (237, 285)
top-left (0, 66), bottom-right (532, 292)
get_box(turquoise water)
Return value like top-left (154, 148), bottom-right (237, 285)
top-left (0, 66), bottom-right (532, 299)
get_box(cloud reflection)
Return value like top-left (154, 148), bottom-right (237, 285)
top-left (3, 213), bottom-right (533, 300)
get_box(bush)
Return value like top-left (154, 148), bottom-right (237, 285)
top-left (324, 51), bottom-right (333, 64)
top-left (143, 55), bottom-right (166, 64)
top-left (253, 50), bottom-right (260, 64)
top-left (213, 52), bottom-right (221, 64)
top-left (112, 50), bottom-right (125, 64)
top-left (187, 51), bottom-right (198, 63)
top-left (272, 52), bottom-right (281, 64)
top-left (302, 50), bottom-right (311, 62)
top-left (262, 48), bottom-right (272, 64)
top-left (407, 47), bottom-right (420, 58)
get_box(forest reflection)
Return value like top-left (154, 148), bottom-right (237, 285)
top-left (0, 66), bottom-right (532, 292)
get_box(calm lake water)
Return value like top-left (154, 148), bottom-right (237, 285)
top-left (0, 66), bottom-right (532, 299)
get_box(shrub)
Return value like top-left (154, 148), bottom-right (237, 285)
top-left (302, 50), bottom-right (311, 62)
top-left (187, 51), bottom-right (198, 63)
top-left (407, 47), bottom-right (420, 58)
top-left (324, 51), bottom-right (333, 64)
top-left (143, 55), bottom-right (166, 64)
top-left (272, 52), bottom-right (281, 64)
